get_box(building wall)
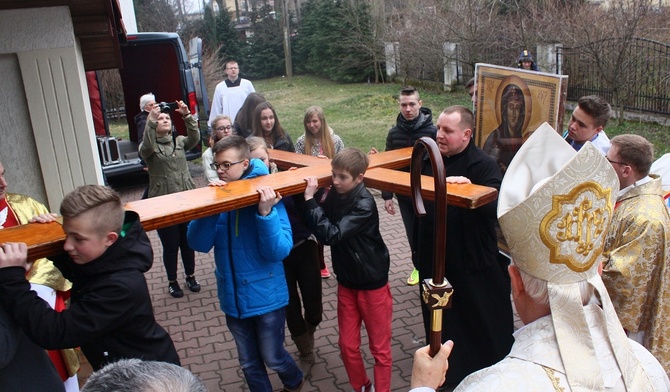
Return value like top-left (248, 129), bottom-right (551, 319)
top-left (0, 53), bottom-right (47, 205)
top-left (0, 6), bottom-right (103, 210)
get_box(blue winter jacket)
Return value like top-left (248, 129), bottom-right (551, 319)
top-left (187, 159), bottom-right (293, 319)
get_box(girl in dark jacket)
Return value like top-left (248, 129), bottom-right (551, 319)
top-left (251, 102), bottom-right (294, 152)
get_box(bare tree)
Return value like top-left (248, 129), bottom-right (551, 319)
top-left (98, 70), bottom-right (124, 120)
top-left (337, 0), bottom-right (388, 83)
top-left (559, 0), bottom-right (656, 121)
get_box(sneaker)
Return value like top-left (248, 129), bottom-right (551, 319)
top-left (320, 266), bottom-right (331, 279)
top-left (352, 382), bottom-right (374, 392)
top-left (280, 379), bottom-right (304, 392)
top-left (168, 281), bottom-right (184, 298)
top-left (185, 275), bottom-right (201, 292)
top-left (407, 267), bottom-right (420, 286)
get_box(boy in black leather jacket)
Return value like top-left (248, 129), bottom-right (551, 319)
top-left (303, 148), bottom-right (392, 392)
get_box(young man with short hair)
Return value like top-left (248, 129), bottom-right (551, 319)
top-left (415, 106), bottom-right (514, 387)
top-left (0, 185), bottom-right (180, 371)
top-left (187, 135), bottom-right (303, 392)
top-left (303, 148), bottom-right (392, 392)
top-left (209, 60), bottom-right (255, 128)
top-left (378, 86), bottom-right (437, 286)
top-left (564, 95), bottom-right (611, 155)
top-left (602, 134), bottom-right (670, 374)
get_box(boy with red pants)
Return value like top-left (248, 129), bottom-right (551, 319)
top-left (302, 148), bottom-right (392, 392)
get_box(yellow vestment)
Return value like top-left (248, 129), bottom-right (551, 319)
top-left (4, 193), bottom-right (79, 377)
top-left (603, 176), bottom-right (670, 376)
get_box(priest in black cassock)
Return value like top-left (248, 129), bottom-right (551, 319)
top-left (415, 105), bottom-right (514, 387)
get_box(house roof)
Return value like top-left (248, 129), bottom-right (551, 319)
top-left (0, 0), bottom-right (126, 70)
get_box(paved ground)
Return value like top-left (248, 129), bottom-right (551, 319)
top-left (77, 166), bottom-right (519, 391)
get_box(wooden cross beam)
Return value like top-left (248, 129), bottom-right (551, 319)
top-left (0, 148), bottom-right (497, 260)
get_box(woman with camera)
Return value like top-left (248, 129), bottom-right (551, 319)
top-left (140, 100), bottom-right (201, 298)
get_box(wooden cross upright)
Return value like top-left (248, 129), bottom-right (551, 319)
top-left (0, 148), bottom-right (498, 260)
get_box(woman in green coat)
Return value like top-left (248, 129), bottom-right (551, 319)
top-left (139, 100), bottom-right (201, 298)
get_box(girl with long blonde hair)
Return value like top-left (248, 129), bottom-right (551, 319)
top-left (295, 106), bottom-right (344, 158)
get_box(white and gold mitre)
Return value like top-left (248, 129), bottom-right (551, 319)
top-left (498, 122), bottom-right (618, 282)
top-left (498, 123), bottom-right (653, 391)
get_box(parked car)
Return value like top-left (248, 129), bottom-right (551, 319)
top-left (88, 33), bottom-right (209, 179)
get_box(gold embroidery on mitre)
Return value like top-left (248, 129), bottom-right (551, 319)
top-left (539, 182), bottom-right (612, 272)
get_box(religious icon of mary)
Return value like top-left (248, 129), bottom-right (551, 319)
top-left (482, 75), bottom-right (532, 175)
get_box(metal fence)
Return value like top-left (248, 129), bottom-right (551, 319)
top-left (557, 38), bottom-right (670, 115)
top-left (454, 36), bottom-right (528, 84)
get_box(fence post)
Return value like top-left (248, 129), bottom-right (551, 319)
top-left (443, 42), bottom-right (458, 91)
top-left (384, 42), bottom-right (400, 78)
top-left (537, 43), bottom-right (561, 74)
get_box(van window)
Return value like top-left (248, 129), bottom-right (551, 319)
top-left (120, 41), bottom-right (186, 142)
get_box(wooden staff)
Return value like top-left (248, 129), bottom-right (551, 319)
top-left (410, 137), bottom-right (454, 357)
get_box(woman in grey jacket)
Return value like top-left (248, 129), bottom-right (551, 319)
top-left (139, 100), bottom-right (201, 298)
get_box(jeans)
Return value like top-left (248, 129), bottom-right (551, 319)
top-left (338, 284), bottom-right (393, 392)
top-left (226, 308), bottom-right (303, 392)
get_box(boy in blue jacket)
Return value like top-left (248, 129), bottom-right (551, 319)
top-left (187, 135), bottom-right (303, 392)
top-left (302, 148), bottom-right (392, 392)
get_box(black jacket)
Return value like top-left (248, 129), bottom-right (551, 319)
top-left (382, 107), bottom-right (437, 200)
top-left (417, 138), bottom-right (501, 275)
top-left (0, 304), bottom-right (64, 392)
top-left (415, 139), bottom-right (513, 383)
top-left (0, 211), bottom-right (180, 371)
top-left (302, 182), bottom-right (390, 290)
top-left (273, 133), bottom-right (295, 152)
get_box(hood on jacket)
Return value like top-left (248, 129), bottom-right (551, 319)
top-left (67, 210), bottom-right (153, 277)
top-left (242, 158), bottom-right (270, 180)
top-left (395, 106), bottom-right (435, 132)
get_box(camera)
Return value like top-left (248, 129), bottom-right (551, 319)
top-left (158, 101), bottom-right (178, 113)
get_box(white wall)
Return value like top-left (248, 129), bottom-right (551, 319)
top-left (119, 0), bottom-right (138, 34)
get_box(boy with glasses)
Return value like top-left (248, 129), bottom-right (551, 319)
top-left (187, 135), bottom-right (304, 392)
top-left (602, 134), bottom-right (670, 374)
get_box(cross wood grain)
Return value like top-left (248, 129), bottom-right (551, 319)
top-left (0, 148), bottom-right (497, 260)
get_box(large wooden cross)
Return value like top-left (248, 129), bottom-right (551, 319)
top-left (0, 148), bottom-right (497, 260)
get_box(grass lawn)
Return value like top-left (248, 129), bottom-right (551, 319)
top-left (253, 75), bottom-right (468, 152)
top-left (110, 74), bottom-right (670, 158)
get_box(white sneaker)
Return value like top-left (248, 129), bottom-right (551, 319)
top-left (352, 385), bottom-right (375, 392)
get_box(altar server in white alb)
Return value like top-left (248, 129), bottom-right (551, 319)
top-left (455, 124), bottom-right (670, 391)
top-left (209, 60), bottom-right (255, 128)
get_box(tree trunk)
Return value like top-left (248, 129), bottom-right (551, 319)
top-left (278, 0), bottom-right (293, 79)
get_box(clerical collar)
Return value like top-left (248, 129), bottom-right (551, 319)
top-left (570, 132), bottom-right (601, 151)
top-left (618, 175), bottom-right (652, 200)
top-left (444, 138), bottom-right (472, 159)
top-left (225, 78), bottom-right (241, 88)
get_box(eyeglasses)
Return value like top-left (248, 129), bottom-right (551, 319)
top-left (210, 160), bottom-right (244, 171)
top-left (606, 158), bottom-right (628, 166)
top-left (215, 125), bottom-right (233, 132)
